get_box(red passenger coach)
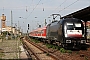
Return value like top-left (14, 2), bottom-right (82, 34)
top-left (41, 26), bottom-right (46, 38)
top-left (29, 26), bottom-right (47, 39)
top-left (37, 28), bottom-right (42, 38)
top-left (29, 29), bottom-right (37, 38)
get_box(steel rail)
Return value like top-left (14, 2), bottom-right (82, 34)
top-left (26, 39), bottom-right (61, 60)
top-left (22, 40), bottom-right (41, 60)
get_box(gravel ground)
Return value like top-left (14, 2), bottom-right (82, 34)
top-left (0, 39), bottom-right (21, 59)
top-left (24, 40), bottom-right (54, 60)
top-left (36, 42), bottom-right (90, 60)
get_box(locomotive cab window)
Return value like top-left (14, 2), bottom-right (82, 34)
top-left (75, 23), bottom-right (82, 30)
top-left (66, 23), bottom-right (82, 30)
top-left (75, 23), bottom-right (81, 27)
top-left (66, 23), bottom-right (74, 30)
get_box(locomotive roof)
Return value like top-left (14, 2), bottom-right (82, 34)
top-left (61, 6), bottom-right (90, 22)
top-left (61, 18), bottom-right (81, 21)
top-left (59, 18), bottom-right (82, 24)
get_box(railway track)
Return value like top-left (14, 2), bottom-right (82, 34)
top-left (22, 38), bottom-right (61, 60)
top-left (22, 37), bottom-right (90, 60)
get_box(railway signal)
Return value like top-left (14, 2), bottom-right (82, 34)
top-left (28, 24), bottom-right (29, 30)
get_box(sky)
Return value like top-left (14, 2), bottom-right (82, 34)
top-left (0, 0), bottom-right (90, 33)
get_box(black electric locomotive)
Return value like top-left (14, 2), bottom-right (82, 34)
top-left (46, 18), bottom-right (86, 48)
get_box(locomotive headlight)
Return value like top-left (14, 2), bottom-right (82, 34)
top-left (81, 40), bottom-right (86, 44)
top-left (65, 34), bottom-right (68, 37)
top-left (82, 35), bottom-right (84, 37)
top-left (66, 40), bottom-right (71, 43)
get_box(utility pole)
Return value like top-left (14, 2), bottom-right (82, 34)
top-left (11, 10), bottom-right (13, 28)
top-left (45, 19), bottom-right (47, 26)
top-left (18, 21), bottom-right (19, 30)
top-left (11, 10), bottom-right (13, 39)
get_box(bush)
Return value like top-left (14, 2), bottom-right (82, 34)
top-left (46, 44), bottom-right (52, 48)
top-left (60, 48), bottom-right (66, 53)
top-left (31, 39), bottom-right (40, 43)
top-left (66, 50), bottom-right (72, 54)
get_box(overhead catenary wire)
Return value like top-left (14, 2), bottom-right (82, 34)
top-left (25, 0), bottom-right (80, 28)
top-left (38, 0), bottom-right (80, 27)
top-left (58, 0), bottom-right (80, 13)
top-left (25, 0), bottom-right (67, 19)
top-left (51, 0), bottom-right (67, 13)
top-left (45, 0), bottom-right (67, 18)
top-left (26, 0), bottom-right (42, 19)
top-left (44, 0), bottom-right (80, 20)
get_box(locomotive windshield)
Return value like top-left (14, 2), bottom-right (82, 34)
top-left (67, 23), bottom-right (74, 30)
top-left (67, 25), bottom-right (74, 30)
top-left (64, 22), bottom-right (83, 38)
top-left (66, 23), bottom-right (82, 30)
top-left (74, 23), bottom-right (82, 30)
